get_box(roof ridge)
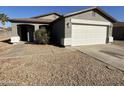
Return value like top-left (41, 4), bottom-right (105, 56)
top-left (64, 6), bottom-right (97, 17)
top-left (31, 12), bottom-right (61, 18)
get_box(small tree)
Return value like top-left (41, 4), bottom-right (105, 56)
top-left (35, 28), bottom-right (49, 44)
top-left (0, 13), bottom-right (9, 30)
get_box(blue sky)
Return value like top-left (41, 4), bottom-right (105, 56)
top-left (0, 6), bottom-right (124, 27)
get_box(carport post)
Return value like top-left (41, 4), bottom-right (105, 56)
top-left (34, 25), bottom-right (39, 41)
top-left (11, 23), bottom-right (18, 36)
top-left (27, 31), bottom-right (30, 42)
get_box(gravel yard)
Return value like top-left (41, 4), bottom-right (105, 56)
top-left (0, 31), bottom-right (124, 86)
top-left (0, 44), bottom-right (124, 86)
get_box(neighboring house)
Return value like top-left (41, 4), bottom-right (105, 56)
top-left (113, 22), bottom-right (124, 40)
top-left (0, 27), bottom-right (12, 31)
top-left (0, 27), bottom-right (5, 31)
top-left (9, 7), bottom-right (117, 46)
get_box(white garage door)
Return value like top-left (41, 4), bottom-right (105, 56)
top-left (72, 24), bottom-right (107, 46)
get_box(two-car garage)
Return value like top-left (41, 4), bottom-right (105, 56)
top-left (71, 19), bottom-right (111, 46)
top-left (51, 7), bottom-right (116, 46)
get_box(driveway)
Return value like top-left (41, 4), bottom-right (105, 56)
top-left (74, 43), bottom-right (124, 71)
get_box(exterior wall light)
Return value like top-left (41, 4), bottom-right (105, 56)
top-left (67, 22), bottom-right (70, 28)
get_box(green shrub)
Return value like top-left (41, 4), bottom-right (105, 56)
top-left (35, 28), bottom-right (49, 44)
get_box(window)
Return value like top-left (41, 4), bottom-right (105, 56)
top-left (39, 25), bottom-right (48, 31)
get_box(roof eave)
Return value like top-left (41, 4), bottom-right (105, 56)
top-left (8, 19), bottom-right (51, 24)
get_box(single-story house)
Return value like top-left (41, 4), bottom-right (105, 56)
top-left (9, 7), bottom-right (117, 46)
top-left (113, 22), bottom-right (124, 40)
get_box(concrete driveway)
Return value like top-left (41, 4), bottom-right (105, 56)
top-left (74, 43), bottom-right (124, 71)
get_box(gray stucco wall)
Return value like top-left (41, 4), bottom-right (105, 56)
top-left (69, 10), bottom-right (110, 22)
top-left (11, 23), bottom-right (18, 36)
top-left (64, 10), bottom-right (113, 39)
top-left (51, 18), bottom-right (65, 45)
top-left (64, 18), bottom-right (71, 38)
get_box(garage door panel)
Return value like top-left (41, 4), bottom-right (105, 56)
top-left (72, 24), bottom-right (107, 46)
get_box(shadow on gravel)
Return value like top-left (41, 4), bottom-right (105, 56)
top-left (24, 42), bottom-right (65, 48)
top-left (0, 39), bottom-right (11, 44)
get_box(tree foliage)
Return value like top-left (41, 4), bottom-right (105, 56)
top-left (0, 13), bottom-right (9, 27)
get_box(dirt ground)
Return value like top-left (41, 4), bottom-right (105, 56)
top-left (0, 31), bottom-right (124, 86)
